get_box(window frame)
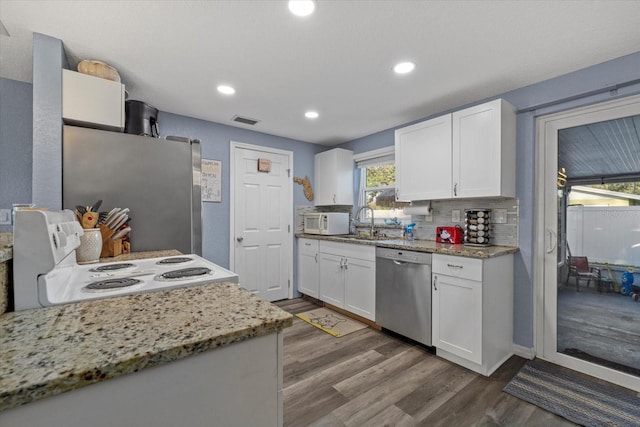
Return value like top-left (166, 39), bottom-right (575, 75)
top-left (354, 147), bottom-right (409, 224)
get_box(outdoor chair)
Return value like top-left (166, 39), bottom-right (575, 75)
top-left (568, 256), bottom-right (601, 292)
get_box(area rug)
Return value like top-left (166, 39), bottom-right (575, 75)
top-left (296, 307), bottom-right (368, 337)
top-left (503, 359), bottom-right (640, 427)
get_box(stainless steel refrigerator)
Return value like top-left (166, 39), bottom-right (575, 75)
top-left (63, 125), bottom-right (202, 255)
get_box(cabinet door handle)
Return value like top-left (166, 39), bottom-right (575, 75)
top-left (315, 253), bottom-right (318, 263)
top-left (447, 263), bottom-right (464, 269)
top-left (433, 275), bottom-right (438, 291)
top-left (333, 194), bottom-right (336, 204)
top-left (305, 242), bottom-right (311, 246)
top-left (344, 258), bottom-right (348, 270)
top-left (339, 258), bottom-right (344, 269)
top-left (454, 183), bottom-right (458, 197)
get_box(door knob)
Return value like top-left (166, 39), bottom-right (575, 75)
top-left (237, 237), bottom-right (244, 242)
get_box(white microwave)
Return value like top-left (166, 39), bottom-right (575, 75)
top-left (303, 212), bottom-right (350, 235)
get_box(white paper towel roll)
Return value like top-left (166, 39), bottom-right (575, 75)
top-left (403, 206), bottom-right (432, 215)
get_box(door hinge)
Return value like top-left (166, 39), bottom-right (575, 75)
top-left (287, 168), bottom-right (291, 177)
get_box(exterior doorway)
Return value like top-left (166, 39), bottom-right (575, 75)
top-left (535, 94), bottom-right (640, 391)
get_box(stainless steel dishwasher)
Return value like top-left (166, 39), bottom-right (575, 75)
top-left (376, 247), bottom-right (432, 346)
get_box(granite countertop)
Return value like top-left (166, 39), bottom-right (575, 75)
top-left (0, 282), bottom-right (293, 412)
top-left (296, 233), bottom-right (518, 258)
top-left (0, 233), bottom-right (13, 263)
top-left (100, 249), bottom-right (182, 262)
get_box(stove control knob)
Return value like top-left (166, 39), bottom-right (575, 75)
top-left (56, 231), bottom-right (68, 248)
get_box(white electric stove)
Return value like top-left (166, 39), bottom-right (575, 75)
top-left (13, 209), bottom-right (238, 311)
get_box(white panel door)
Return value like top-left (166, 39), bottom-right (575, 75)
top-left (395, 114), bottom-right (452, 201)
top-left (233, 146), bottom-right (291, 301)
top-left (297, 239), bottom-right (319, 298)
top-left (452, 100), bottom-right (502, 198)
top-left (432, 274), bottom-right (482, 364)
top-left (318, 253), bottom-right (345, 308)
top-left (344, 258), bottom-right (375, 321)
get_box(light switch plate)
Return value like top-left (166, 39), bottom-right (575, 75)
top-left (451, 210), bottom-right (460, 222)
top-left (493, 208), bottom-right (507, 224)
top-left (0, 209), bottom-right (10, 225)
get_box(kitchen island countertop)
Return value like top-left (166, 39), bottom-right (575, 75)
top-left (0, 280), bottom-right (293, 412)
top-left (296, 233), bottom-right (518, 258)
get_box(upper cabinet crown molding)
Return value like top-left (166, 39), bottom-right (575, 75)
top-left (395, 99), bottom-right (516, 201)
top-left (314, 148), bottom-right (354, 206)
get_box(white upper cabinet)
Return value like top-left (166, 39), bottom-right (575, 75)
top-left (62, 69), bottom-right (125, 132)
top-left (395, 99), bottom-right (516, 201)
top-left (452, 99), bottom-right (516, 198)
top-left (314, 148), bottom-right (354, 206)
top-left (395, 114), bottom-right (452, 201)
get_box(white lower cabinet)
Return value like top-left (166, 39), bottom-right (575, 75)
top-left (297, 238), bottom-right (319, 298)
top-left (318, 252), bottom-right (345, 307)
top-left (432, 253), bottom-right (514, 376)
top-left (343, 256), bottom-right (376, 320)
top-left (312, 240), bottom-right (376, 321)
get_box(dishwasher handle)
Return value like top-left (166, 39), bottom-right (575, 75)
top-left (392, 259), bottom-right (407, 266)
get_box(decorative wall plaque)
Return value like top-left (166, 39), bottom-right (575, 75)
top-left (258, 158), bottom-right (271, 173)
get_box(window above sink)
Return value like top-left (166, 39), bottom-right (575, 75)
top-left (355, 147), bottom-right (410, 225)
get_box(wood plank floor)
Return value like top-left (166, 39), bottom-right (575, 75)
top-left (557, 284), bottom-right (640, 372)
top-left (276, 298), bottom-right (577, 427)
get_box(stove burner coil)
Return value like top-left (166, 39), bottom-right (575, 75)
top-left (156, 257), bottom-right (194, 265)
top-left (89, 263), bottom-right (136, 272)
top-left (158, 267), bottom-right (211, 280)
top-left (85, 278), bottom-right (142, 290)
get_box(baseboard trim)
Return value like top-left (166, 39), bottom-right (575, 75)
top-left (513, 344), bottom-right (535, 359)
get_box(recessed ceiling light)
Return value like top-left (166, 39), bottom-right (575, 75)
top-left (305, 111), bottom-right (319, 119)
top-left (288, 0), bottom-right (316, 17)
top-left (217, 85), bottom-right (235, 95)
top-left (393, 62), bottom-right (415, 74)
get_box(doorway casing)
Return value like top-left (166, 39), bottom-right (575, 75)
top-left (534, 93), bottom-right (640, 392)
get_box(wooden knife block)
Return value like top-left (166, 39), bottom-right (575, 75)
top-left (98, 224), bottom-right (131, 258)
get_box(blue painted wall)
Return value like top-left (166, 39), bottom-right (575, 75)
top-left (0, 78), bottom-right (33, 232)
top-left (31, 33), bottom-right (66, 210)
top-left (4, 31), bottom-right (639, 347)
top-left (337, 51), bottom-right (640, 348)
top-left (157, 112), bottom-right (323, 268)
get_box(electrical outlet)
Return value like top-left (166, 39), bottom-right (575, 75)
top-left (451, 210), bottom-right (460, 222)
top-left (493, 208), bottom-right (507, 224)
top-left (0, 209), bottom-right (11, 225)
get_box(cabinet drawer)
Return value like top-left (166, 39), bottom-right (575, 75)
top-left (433, 254), bottom-right (482, 281)
top-left (298, 238), bottom-right (318, 256)
top-left (319, 241), bottom-right (375, 262)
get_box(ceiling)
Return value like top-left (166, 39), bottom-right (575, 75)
top-left (1, 1), bottom-right (640, 146)
top-left (559, 115), bottom-right (640, 185)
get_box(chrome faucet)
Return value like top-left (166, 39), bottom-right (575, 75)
top-left (356, 206), bottom-right (375, 237)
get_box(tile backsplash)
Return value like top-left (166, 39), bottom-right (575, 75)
top-left (409, 198), bottom-right (519, 246)
top-left (295, 198), bottom-right (519, 247)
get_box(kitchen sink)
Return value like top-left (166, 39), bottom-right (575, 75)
top-left (339, 234), bottom-right (392, 241)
